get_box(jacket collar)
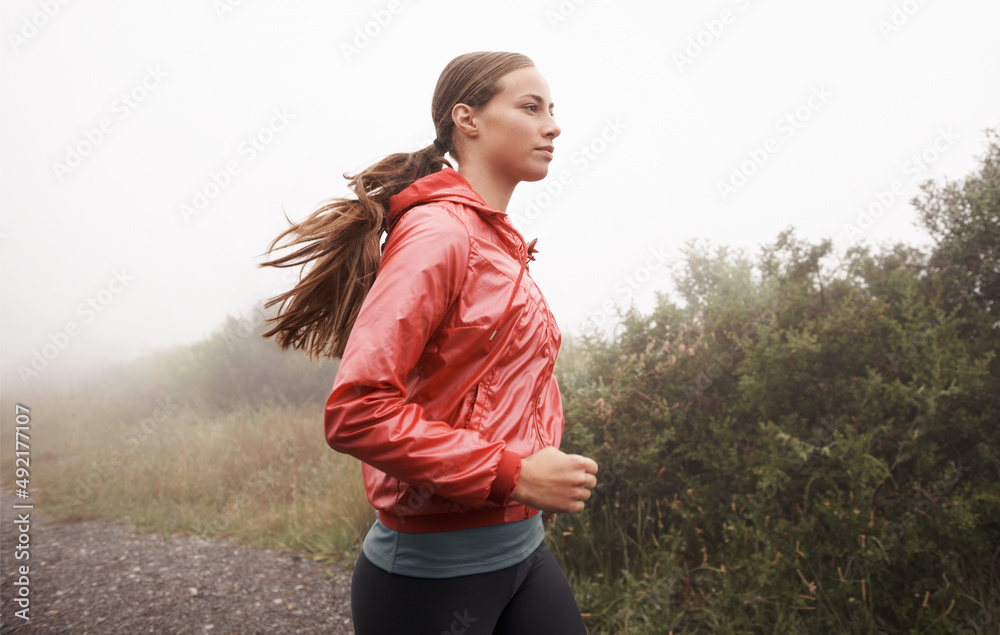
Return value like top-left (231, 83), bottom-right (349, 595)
top-left (387, 168), bottom-right (500, 234)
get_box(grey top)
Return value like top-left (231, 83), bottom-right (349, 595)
top-left (361, 511), bottom-right (545, 578)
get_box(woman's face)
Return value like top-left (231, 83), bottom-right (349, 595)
top-left (466, 66), bottom-right (561, 184)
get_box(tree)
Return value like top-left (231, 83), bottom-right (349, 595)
top-left (914, 129), bottom-right (1000, 326)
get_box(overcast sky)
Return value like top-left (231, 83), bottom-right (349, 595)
top-left (2, 0), bottom-right (998, 389)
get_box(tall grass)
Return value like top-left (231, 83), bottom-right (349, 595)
top-left (548, 500), bottom-right (690, 635)
top-left (4, 391), bottom-right (373, 563)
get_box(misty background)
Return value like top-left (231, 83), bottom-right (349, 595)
top-left (2, 0), bottom-right (998, 389)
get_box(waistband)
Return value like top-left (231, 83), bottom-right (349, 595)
top-left (377, 503), bottom-right (539, 534)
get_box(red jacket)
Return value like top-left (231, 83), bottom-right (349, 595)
top-left (324, 168), bottom-right (563, 533)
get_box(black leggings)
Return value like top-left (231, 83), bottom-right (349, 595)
top-left (350, 540), bottom-right (589, 634)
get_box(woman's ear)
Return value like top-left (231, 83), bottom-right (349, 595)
top-left (451, 103), bottom-right (479, 140)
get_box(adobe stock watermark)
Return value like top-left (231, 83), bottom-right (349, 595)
top-left (68, 397), bottom-right (184, 506)
top-left (885, 286), bottom-right (971, 402)
top-left (542, 0), bottom-right (590, 30)
top-left (575, 244), bottom-right (670, 335)
top-left (683, 291), bottom-right (794, 403)
top-left (218, 269), bottom-right (302, 352)
top-left (673, 0), bottom-right (756, 72)
top-left (510, 116), bottom-right (627, 229)
top-left (876, 0), bottom-right (930, 41)
top-left (725, 414), bottom-right (843, 530)
top-left (51, 64), bottom-right (168, 183)
top-left (394, 460), bottom-right (459, 520)
top-left (888, 332), bottom-right (939, 412)
top-left (886, 313), bottom-right (949, 376)
top-left (439, 608), bottom-right (477, 635)
top-left (17, 268), bottom-right (136, 385)
top-left (340, 0), bottom-right (402, 62)
top-left (840, 127), bottom-right (958, 243)
top-left (580, 453), bottom-right (631, 507)
top-left (179, 106), bottom-right (295, 224)
top-left (7, 0), bottom-right (72, 54)
top-left (716, 84), bottom-right (834, 201)
top-left (212, 0), bottom-right (248, 20)
top-left (218, 303), bottom-right (277, 353)
top-left (845, 458), bottom-right (969, 579)
top-left (192, 443), bottom-right (297, 536)
top-left (956, 587), bottom-right (1000, 635)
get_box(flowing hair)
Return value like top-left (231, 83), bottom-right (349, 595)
top-left (260, 52), bottom-right (534, 359)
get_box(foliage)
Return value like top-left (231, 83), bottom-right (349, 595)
top-left (550, 132), bottom-right (1000, 634)
top-left (913, 129), bottom-right (1000, 327)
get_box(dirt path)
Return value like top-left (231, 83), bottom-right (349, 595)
top-left (0, 490), bottom-right (355, 634)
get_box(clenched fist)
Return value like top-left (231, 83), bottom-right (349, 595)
top-left (510, 446), bottom-right (599, 514)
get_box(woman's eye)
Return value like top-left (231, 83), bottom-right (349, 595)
top-left (524, 104), bottom-right (538, 112)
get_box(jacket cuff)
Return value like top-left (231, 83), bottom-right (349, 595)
top-left (487, 449), bottom-right (522, 506)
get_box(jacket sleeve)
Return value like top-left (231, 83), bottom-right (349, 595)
top-left (324, 205), bottom-right (521, 508)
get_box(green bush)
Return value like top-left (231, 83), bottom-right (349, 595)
top-left (550, 132), bottom-right (1000, 634)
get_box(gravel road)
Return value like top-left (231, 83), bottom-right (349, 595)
top-left (0, 490), bottom-right (355, 634)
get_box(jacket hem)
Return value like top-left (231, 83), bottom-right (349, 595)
top-left (378, 504), bottom-right (539, 534)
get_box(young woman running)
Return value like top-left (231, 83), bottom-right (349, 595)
top-left (262, 51), bottom-right (598, 634)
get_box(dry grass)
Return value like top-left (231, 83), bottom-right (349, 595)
top-left (3, 393), bottom-right (372, 563)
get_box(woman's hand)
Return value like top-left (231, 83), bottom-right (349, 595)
top-left (509, 446), bottom-right (598, 514)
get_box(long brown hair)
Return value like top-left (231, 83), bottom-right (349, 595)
top-left (260, 52), bottom-right (534, 359)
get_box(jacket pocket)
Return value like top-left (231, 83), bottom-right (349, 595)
top-left (462, 383), bottom-right (481, 430)
top-left (531, 381), bottom-right (550, 449)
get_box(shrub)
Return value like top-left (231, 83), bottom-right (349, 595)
top-left (551, 133), bottom-right (1000, 633)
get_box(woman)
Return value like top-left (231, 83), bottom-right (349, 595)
top-left (262, 51), bottom-right (598, 634)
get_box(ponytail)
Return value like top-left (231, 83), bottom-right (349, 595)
top-left (260, 143), bottom-right (450, 359)
top-left (261, 51), bottom-right (533, 359)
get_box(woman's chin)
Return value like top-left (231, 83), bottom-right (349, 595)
top-left (520, 166), bottom-right (551, 183)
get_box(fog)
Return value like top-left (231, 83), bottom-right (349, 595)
top-left (2, 0), bottom-right (998, 390)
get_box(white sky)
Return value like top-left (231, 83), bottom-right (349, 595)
top-left (2, 0), bottom-right (998, 389)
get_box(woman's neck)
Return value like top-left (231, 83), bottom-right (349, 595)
top-left (457, 164), bottom-right (516, 212)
